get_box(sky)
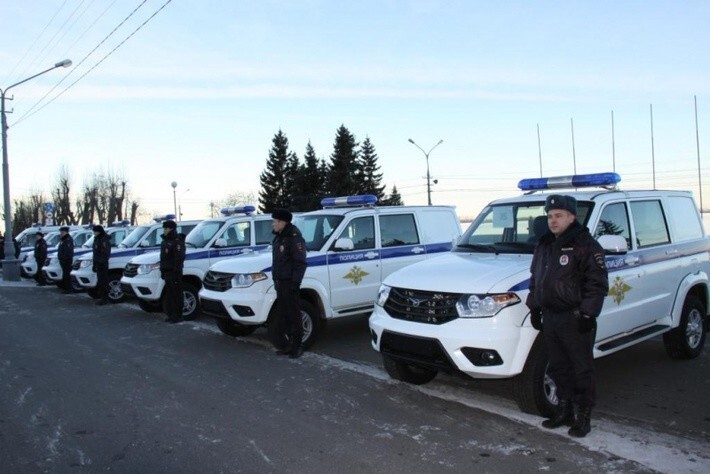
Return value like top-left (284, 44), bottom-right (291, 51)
top-left (1, 0), bottom-right (709, 223)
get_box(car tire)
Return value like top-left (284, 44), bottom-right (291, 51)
top-left (180, 283), bottom-right (200, 320)
top-left (512, 336), bottom-right (557, 417)
top-left (267, 299), bottom-right (321, 350)
top-left (216, 318), bottom-right (257, 337)
top-left (107, 272), bottom-right (125, 303)
top-left (382, 354), bottom-right (437, 385)
top-left (138, 299), bottom-right (162, 313)
top-left (663, 295), bottom-right (706, 360)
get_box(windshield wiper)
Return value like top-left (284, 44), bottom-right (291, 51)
top-left (455, 243), bottom-right (499, 253)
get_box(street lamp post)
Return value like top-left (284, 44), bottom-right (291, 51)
top-left (170, 181), bottom-right (178, 219)
top-left (178, 188), bottom-right (190, 219)
top-left (408, 138), bottom-right (443, 206)
top-left (2, 59), bottom-right (72, 281)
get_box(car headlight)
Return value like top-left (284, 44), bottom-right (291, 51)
top-left (456, 293), bottom-right (520, 318)
top-left (230, 273), bottom-right (267, 288)
top-left (80, 259), bottom-right (93, 268)
top-left (376, 284), bottom-right (391, 306)
top-left (45, 258), bottom-right (53, 266)
top-left (138, 263), bottom-right (160, 275)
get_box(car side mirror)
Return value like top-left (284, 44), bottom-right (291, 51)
top-left (213, 238), bottom-right (227, 248)
top-left (138, 240), bottom-right (151, 248)
top-left (333, 237), bottom-right (354, 251)
top-left (598, 234), bottom-right (628, 255)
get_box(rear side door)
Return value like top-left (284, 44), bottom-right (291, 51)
top-left (378, 212), bottom-right (427, 280)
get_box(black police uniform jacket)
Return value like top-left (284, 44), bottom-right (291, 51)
top-left (526, 220), bottom-right (609, 317)
top-left (58, 234), bottom-right (74, 266)
top-left (34, 237), bottom-right (48, 264)
top-left (271, 223), bottom-right (307, 285)
top-left (160, 231), bottom-right (185, 276)
top-left (92, 233), bottom-right (111, 267)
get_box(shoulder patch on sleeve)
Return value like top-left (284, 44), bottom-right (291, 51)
top-left (594, 252), bottom-right (606, 269)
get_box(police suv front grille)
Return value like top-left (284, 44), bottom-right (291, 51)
top-left (384, 287), bottom-right (461, 324)
top-left (123, 263), bottom-right (138, 278)
top-left (203, 271), bottom-right (234, 292)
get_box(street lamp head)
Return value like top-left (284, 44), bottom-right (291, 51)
top-left (171, 181), bottom-right (177, 189)
top-left (437, 139), bottom-right (444, 145)
top-left (55, 59), bottom-right (72, 68)
top-left (408, 138), bottom-right (415, 144)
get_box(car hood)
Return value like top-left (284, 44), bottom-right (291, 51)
top-left (127, 250), bottom-right (162, 265)
top-left (208, 252), bottom-right (273, 273)
top-left (383, 251), bottom-right (533, 294)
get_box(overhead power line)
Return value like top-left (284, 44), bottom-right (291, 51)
top-left (15, 0), bottom-right (174, 127)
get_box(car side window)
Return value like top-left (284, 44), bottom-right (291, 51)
top-left (629, 200), bottom-right (670, 248)
top-left (665, 196), bottom-right (704, 242)
top-left (223, 222), bottom-right (250, 247)
top-left (380, 214), bottom-right (420, 247)
top-left (255, 220), bottom-right (273, 245)
top-left (595, 202), bottom-right (632, 249)
top-left (338, 216), bottom-right (375, 250)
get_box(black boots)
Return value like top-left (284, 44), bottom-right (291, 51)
top-left (542, 399), bottom-right (574, 429)
top-left (568, 405), bottom-right (592, 438)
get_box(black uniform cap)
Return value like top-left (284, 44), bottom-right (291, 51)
top-left (93, 225), bottom-right (105, 233)
top-left (544, 194), bottom-right (577, 215)
top-left (59, 226), bottom-right (70, 232)
top-left (271, 208), bottom-right (292, 223)
top-left (36, 231), bottom-right (44, 237)
top-left (162, 220), bottom-right (177, 230)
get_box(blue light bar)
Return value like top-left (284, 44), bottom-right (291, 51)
top-left (320, 194), bottom-right (378, 208)
top-left (219, 205), bottom-right (256, 216)
top-left (111, 219), bottom-right (130, 227)
top-left (153, 214), bottom-right (176, 222)
top-left (518, 172), bottom-right (621, 191)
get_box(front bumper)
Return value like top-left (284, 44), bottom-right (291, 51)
top-left (21, 261), bottom-right (37, 277)
top-left (120, 274), bottom-right (163, 302)
top-left (43, 263), bottom-right (62, 282)
top-left (198, 287), bottom-right (276, 325)
top-left (368, 305), bottom-right (537, 379)
top-left (71, 268), bottom-right (97, 289)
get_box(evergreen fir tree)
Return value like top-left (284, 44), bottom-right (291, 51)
top-left (357, 136), bottom-right (386, 201)
top-left (325, 125), bottom-right (360, 197)
top-left (258, 130), bottom-right (295, 212)
top-left (317, 158), bottom-right (329, 197)
top-left (383, 185), bottom-right (404, 206)
top-left (292, 142), bottom-right (323, 211)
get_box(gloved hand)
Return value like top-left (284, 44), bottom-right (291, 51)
top-left (577, 313), bottom-right (596, 333)
top-left (530, 308), bottom-right (543, 331)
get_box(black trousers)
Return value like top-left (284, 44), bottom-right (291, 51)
top-left (96, 264), bottom-right (109, 302)
top-left (34, 260), bottom-right (47, 284)
top-left (163, 272), bottom-right (183, 320)
top-left (275, 280), bottom-right (302, 348)
top-left (60, 261), bottom-right (72, 290)
top-left (543, 309), bottom-right (596, 407)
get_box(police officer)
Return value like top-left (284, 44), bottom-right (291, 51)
top-left (34, 232), bottom-right (48, 286)
top-left (160, 220), bottom-right (185, 323)
top-left (526, 194), bottom-right (608, 438)
top-left (92, 225), bottom-right (111, 305)
top-left (57, 226), bottom-right (74, 293)
top-left (271, 209), bottom-right (307, 359)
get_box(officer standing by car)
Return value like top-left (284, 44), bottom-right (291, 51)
top-left (159, 220), bottom-right (186, 323)
top-left (92, 225), bottom-right (111, 305)
top-left (526, 194), bottom-right (609, 438)
top-left (34, 232), bottom-right (48, 286)
top-left (271, 209), bottom-right (307, 359)
top-left (57, 226), bottom-right (75, 293)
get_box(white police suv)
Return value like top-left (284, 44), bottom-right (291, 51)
top-left (43, 223), bottom-right (133, 289)
top-left (198, 195), bottom-right (462, 349)
top-left (121, 206), bottom-right (273, 319)
top-left (20, 231), bottom-right (61, 278)
top-left (71, 216), bottom-right (199, 303)
top-left (369, 172), bottom-right (710, 416)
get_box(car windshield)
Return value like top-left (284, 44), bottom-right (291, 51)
top-left (292, 214), bottom-right (344, 251)
top-left (44, 232), bottom-right (61, 246)
top-left (185, 220), bottom-right (223, 248)
top-left (118, 225), bottom-right (150, 248)
top-left (455, 200), bottom-right (592, 254)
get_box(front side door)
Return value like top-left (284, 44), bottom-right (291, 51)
top-left (328, 215), bottom-right (381, 311)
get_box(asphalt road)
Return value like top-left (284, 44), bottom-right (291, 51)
top-left (0, 282), bottom-right (708, 473)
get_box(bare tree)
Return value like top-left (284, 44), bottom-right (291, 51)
top-left (50, 165), bottom-right (76, 225)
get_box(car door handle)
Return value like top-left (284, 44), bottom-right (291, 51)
top-left (364, 251), bottom-right (378, 259)
top-left (665, 249), bottom-right (678, 256)
top-left (411, 247), bottom-right (425, 254)
top-left (624, 256), bottom-right (639, 265)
